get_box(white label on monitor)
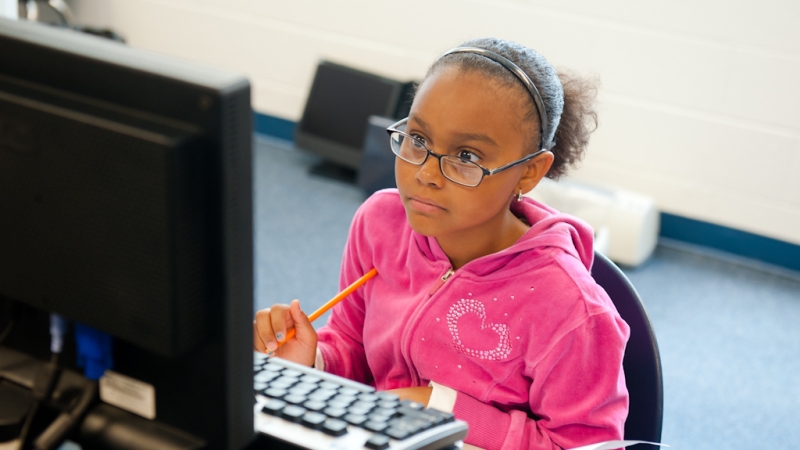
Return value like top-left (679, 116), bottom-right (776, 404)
top-left (99, 370), bottom-right (156, 420)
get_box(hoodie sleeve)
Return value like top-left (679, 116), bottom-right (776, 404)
top-left (451, 312), bottom-right (629, 450)
top-left (315, 198), bottom-right (375, 385)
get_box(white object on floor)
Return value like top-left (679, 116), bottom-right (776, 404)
top-left (568, 440), bottom-right (668, 450)
top-left (0, 0), bottom-right (17, 19)
top-left (526, 178), bottom-right (659, 267)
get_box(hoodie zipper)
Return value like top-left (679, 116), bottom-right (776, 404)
top-left (427, 268), bottom-right (454, 295)
top-left (400, 266), bottom-right (455, 387)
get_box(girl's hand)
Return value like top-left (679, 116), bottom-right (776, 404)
top-left (253, 299), bottom-right (317, 367)
top-left (386, 386), bottom-right (433, 407)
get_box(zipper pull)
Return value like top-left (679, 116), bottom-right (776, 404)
top-left (428, 268), bottom-right (454, 295)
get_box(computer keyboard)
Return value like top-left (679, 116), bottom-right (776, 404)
top-left (254, 353), bottom-right (468, 450)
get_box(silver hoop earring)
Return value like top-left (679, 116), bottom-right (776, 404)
top-left (517, 189), bottom-right (523, 202)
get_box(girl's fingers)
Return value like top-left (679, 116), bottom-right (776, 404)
top-left (270, 304), bottom-right (293, 345)
top-left (254, 307), bottom-right (278, 353)
top-left (289, 300), bottom-right (315, 344)
top-left (253, 300), bottom-right (317, 366)
top-left (253, 302), bottom-right (315, 365)
top-left (253, 320), bottom-right (267, 353)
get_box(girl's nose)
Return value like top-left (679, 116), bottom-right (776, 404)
top-left (415, 155), bottom-right (444, 187)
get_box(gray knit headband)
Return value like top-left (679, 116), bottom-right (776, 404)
top-left (440, 47), bottom-right (552, 151)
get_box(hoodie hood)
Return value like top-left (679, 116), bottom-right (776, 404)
top-left (413, 196), bottom-right (595, 276)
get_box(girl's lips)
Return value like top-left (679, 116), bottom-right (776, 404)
top-left (408, 197), bottom-right (445, 214)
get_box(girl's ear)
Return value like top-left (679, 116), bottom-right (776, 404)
top-left (518, 151), bottom-right (555, 195)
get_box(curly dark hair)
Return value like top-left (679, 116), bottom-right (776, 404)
top-left (423, 38), bottom-right (599, 179)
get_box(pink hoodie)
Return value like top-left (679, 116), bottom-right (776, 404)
top-left (317, 189), bottom-right (629, 449)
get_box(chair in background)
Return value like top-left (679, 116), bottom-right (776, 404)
top-left (591, 251), bottom-right (664, 449)
top-left (356, 115), bottom-right (398, 195)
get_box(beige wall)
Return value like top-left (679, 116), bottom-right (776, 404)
top-left (70, 0), bottom-right (800, 245)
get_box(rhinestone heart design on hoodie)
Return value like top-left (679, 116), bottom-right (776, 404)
top-left (446, 298), bottom-right (511, 360)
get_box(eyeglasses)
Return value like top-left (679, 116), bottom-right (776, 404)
top-left (386, 118), bottom-right (546, 188)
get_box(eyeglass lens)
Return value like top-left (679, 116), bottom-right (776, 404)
top-left (389, 132), bottom-right (484, 187)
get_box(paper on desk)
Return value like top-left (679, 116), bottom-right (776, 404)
top-left (568, 440), bottom-right (668, 450)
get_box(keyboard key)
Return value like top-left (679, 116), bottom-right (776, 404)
top-left (281, 369), bottom-right (304, 378)
top-left (413, 408), bottom-right (453, 426)
top-left (301, 411), bottom-right (327, 429)
top-left (397, 406), bottom-right (436, 426)
top-left (269, 380), bottom-right (295, 390)
top-left (322, 406), bottom-right (347, 418)
top-left (254, 371), bottom-right (279, 383)
top-left (371, 407), bottom-right (397, 418)
top-left (339, 387), bottom-right (361, 397)
top-left (264, 388), bottom-right (287, 399)
top-left (281, 405), bottom-right (306, 422)
top-left (364, 434), bottom-right (391, 449)
top-left (263, 363), bottom-right (283, 372)
top-left (400, 399), bottom-right (424, 410)
top-left (308, 389), bottom-right (337, 402)
top-left (274, 376), bottom-right (300, 386)
top-left (364, 420), bottom-right (388, 432)
top-left (358, 393), bottom-right (380, 402)
top-left (385, 427), bottom-right (409, 440)
top-left (378, 400), bottom-right (399, 410)
top-left (396, 406), bottom-right (417, 417)
top-left (293, 382), bottom-right (319, 392)
top-left (261, 399), bottom-right (286, 416)
top-left (254, 382), bottom-right (267, 392)
top-left (347, 405), bottom-right (373, 417)
top-left (428, 409), bottom-right (455, 424)
top-left (283, 394), bottom-right (307, 405)
top-left (327, 399), bottom-right (353, 410)
top-left (389, 418), bottom-right (420, 434)
top-left (332, 393), bottom-right (358, 402)
top-left (389, 417), bottom-right (424, 435)
top-left (322, 418), bottom-right (348, 437)
top-left (288, 386), bottom-right (315, 397)
top-left (343, 413), bottom-right (368, 426)
top-left (300, 375), bottom-right (322, 384)
top-left (367, 412), bottom-right (391, 423)
top-left (409, 416), bottom-right (434, 432)
top-left (302, 400), bottom-right (327, 412)
top-left (308, 391), bottom-right (338, 407)
top-left (376, 392), bottom-right (400, 402)
top-left (318, 381), bottom-right (340, 391)
top-left (350, 401), bottom-right (377, 412)
top-left (316, 388), bottom-right (339, 397)
top-left (330, 395), bottom-right (357, 406)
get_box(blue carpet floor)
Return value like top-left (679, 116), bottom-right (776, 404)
top-left (254, 136), bottom-right (800, 450)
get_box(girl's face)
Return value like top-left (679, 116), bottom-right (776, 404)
top-left (395, 67), bottom-right (540, 244)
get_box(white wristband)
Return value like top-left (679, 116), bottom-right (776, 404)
top-left (313, 347), bottom-right (325, 371)
top-left (426, 380), bottom-right (457, 412)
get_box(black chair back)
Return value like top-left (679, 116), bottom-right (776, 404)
top-left (591, 252), bottom-right (663, 449)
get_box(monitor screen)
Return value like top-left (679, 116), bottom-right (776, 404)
top-left (295, 61), bottom-right (404, 169)
top-left (0, 18), bottom-right (253, 449)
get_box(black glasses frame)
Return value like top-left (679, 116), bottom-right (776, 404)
top-left (386, 117), bottom-right (546, 188)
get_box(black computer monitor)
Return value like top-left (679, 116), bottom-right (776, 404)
top-left (0, 18), bottom-right (253, 449)
top-left (295, 60), bottom-right (411, 170)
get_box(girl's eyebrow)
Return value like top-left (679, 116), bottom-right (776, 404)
top-left (408, 114), bottom-right (429, 131)
top-left (451, 131), bottom-right (499, 148)
top-left (410, 115), bottom-right (499, 147)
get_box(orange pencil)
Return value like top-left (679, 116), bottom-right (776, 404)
top-left (276, 268), bottom-right (378, 348)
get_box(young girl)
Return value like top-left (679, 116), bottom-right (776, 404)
top-left (254, 37), bottom-right (629, 450)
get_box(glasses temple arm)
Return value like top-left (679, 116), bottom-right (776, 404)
top-left (486, 149), bottom-right (547, 176)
